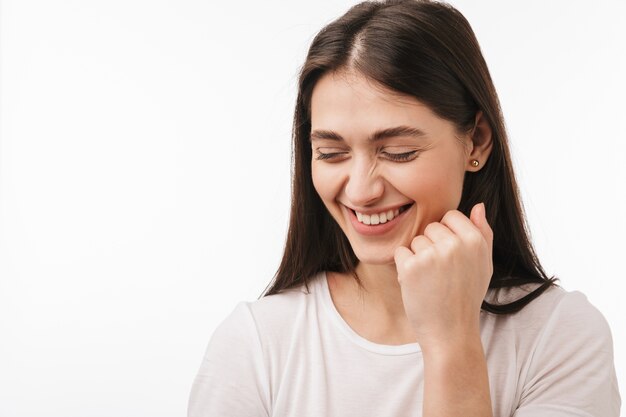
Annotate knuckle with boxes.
[414,245,435,262]
[441,210,465,223]
[411,235,424,244]
[441,209,460,222]
[468,233,483,247]
[443,233,461,247]
[405,255,424,271]
[423,222,437,234]
[438,239,458,256]
[410,235,428,250]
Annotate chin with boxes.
[352,246,397,266]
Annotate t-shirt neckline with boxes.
[316,270,422,356]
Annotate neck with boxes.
[352,261,408,319]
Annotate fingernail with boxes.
[480,202,486,216]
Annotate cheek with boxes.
[392,162,465,209]
[311,162,343,203]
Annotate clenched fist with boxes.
[393,202,493,352]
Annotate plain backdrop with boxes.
[1,1,624,416]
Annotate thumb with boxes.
[470,202,493,248]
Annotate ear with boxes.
[466,111,493,172]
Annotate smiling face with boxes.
[310,70,480,265]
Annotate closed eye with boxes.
[314,150,347,160]
[382,151,418,162]
[314,149,419,162]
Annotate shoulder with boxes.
[482,283,617,373]
[244,273,324,336]
[249,275,319,313]
[485,283,610,332]
[188,278,322,417]
[519,286,615,364]
[212,273,324,345]
[488,285,621,415]
[542,288,612,337]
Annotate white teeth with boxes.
[354,206,408,225]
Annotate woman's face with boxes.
[310,70,476,265]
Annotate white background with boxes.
[1,1,624,416]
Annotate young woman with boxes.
[188,1,621,416]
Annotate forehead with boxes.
[310,70,446,135]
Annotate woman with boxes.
[188,1,621,416]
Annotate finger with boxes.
[469,202,493,249]
[422,221,455,243]
[440,209,484,243]
[393,245,414,267]
[410,234,433,254]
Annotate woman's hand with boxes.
[393,202,493,352]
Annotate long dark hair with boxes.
[260,0,558,314]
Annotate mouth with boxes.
[349,203,413,225]
[344,203,414,236]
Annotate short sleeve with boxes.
[513,292,621,417]
[188,302,271,417]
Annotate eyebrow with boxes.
[310,125,428,142]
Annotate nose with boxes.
[344,158,384,207]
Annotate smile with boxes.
[344,203,414,236]
[353,204,412,225]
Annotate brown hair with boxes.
[260,0,558,314]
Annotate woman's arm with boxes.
[421,334,493,417]
[394,203,494,417]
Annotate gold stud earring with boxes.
[471,159,479,167]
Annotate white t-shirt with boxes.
[188,271,621,417]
